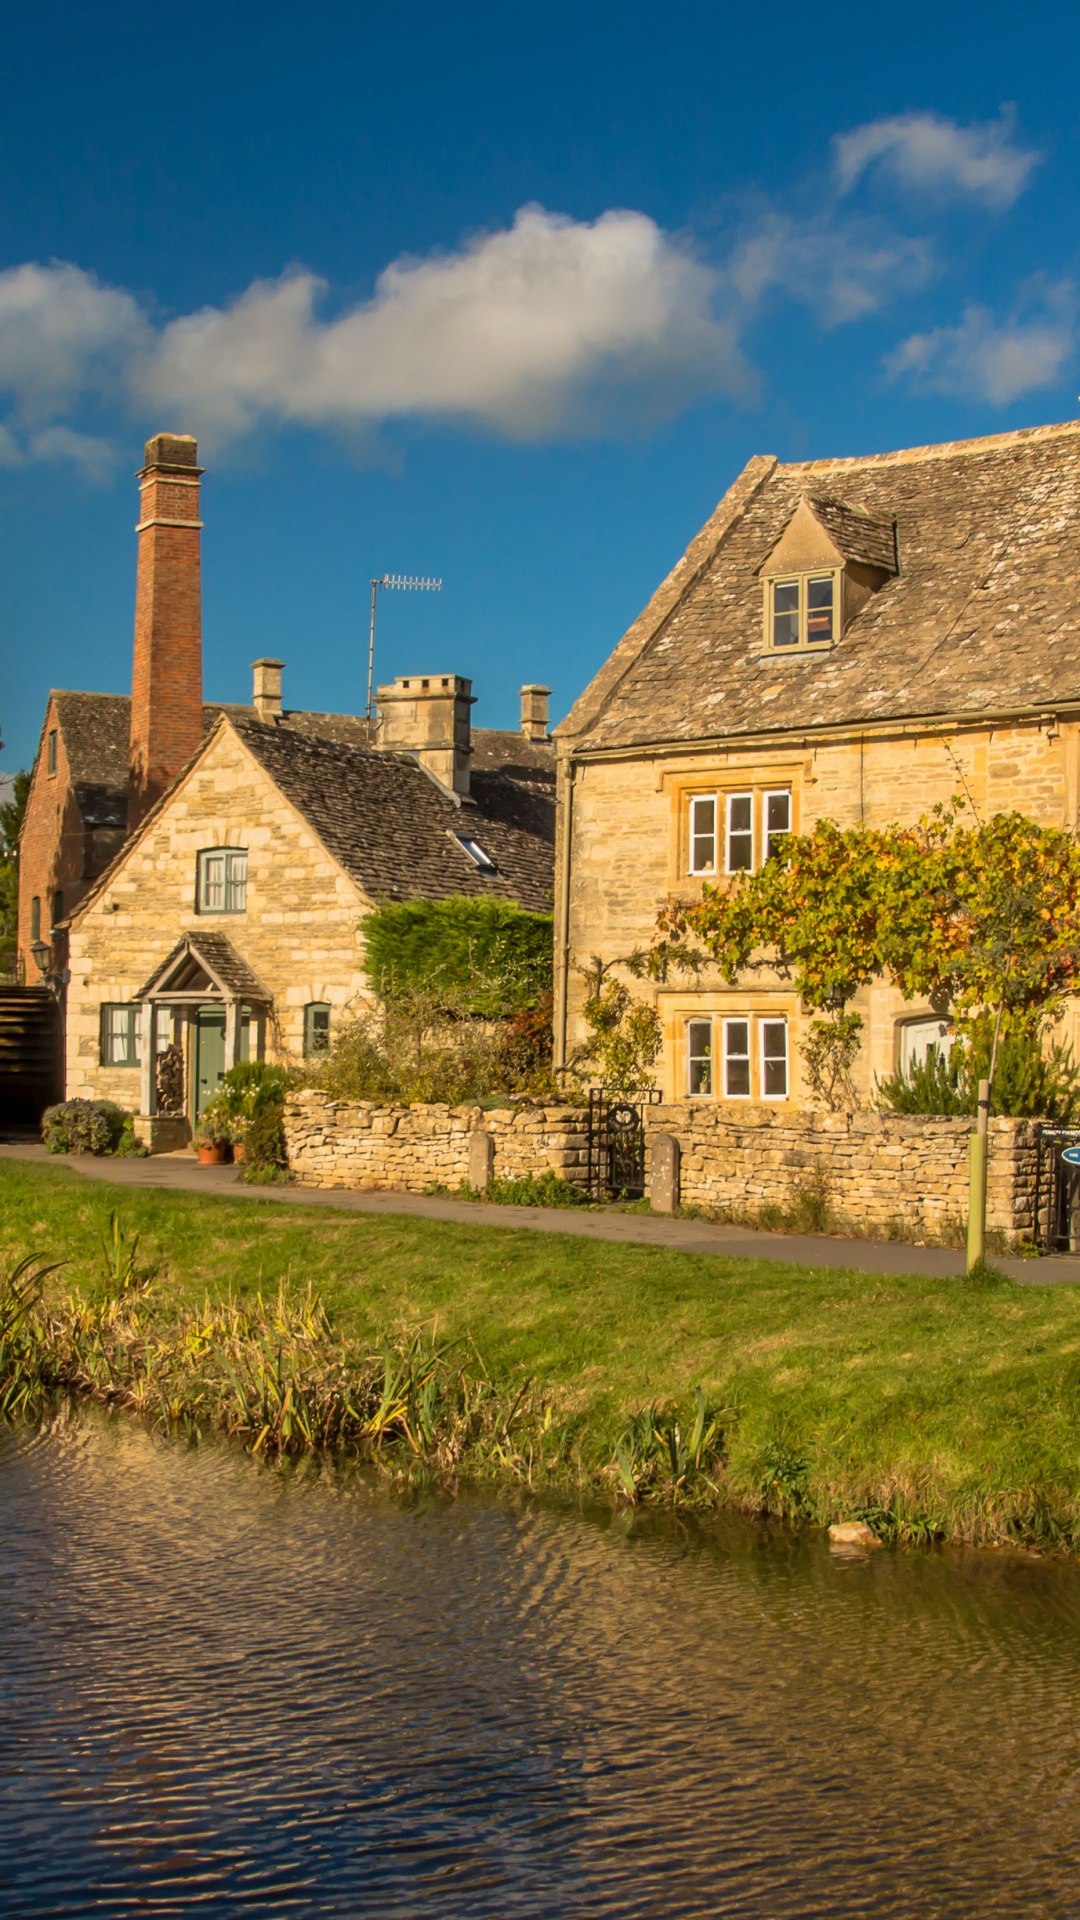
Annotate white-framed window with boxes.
[686,1018,713,1094]
[99,1003,139,1067]
[899,1017,953,1076]
[304,1002,331,1057]
[761,1019,789,1099]
[450,830,497,872]
[197,848,247,914]
[688,796,717,875]
[766,573,837,652]
[723,1018,752,1097]
[726,794,754,872]
[764,790,792,862]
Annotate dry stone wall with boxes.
[284,1091,1037,1242]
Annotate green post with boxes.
[966,1077,990,1272]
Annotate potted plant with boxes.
[194,1105,233,1165]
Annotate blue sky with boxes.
[2,0,1079,769]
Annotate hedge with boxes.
[361,897,552,1016]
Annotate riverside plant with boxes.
[0,1244,725,1504]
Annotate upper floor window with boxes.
[46,729,58,776]
[766,573,837,652]
[197,848,247,914]
[687,789,791,876]
[30,896,41,943]
[304,1002,331,1057]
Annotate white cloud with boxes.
[25,424,117,480]
[136,205,747,447]
[726,211,931,326]
[886,281,1075,403]
[0,261,147,422]
[834,109,1040,209]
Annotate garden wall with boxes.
[283,1092,1038,1243]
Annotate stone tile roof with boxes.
[138,931,270,1002]
[233,718,554,912]
[798,497,898,574]
[50,692,553,826]
[559,419,1080,751]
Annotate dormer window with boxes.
[758,496,897,658]
[769,574,837,652]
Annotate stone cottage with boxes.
[553,419,1080,1108]
[19,433,554,1143]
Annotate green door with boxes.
[194,1009,227,1119]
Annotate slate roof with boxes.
[138,931,270,1001]
[233,717,554,912]
[559,419,1080,752]
[793,497,898,575]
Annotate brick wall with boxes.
[16,697,83,982]
[128,436,204,831]
[284,1091,1035,1243]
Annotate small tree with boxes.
[0,770,29,978]
[563,956,663,1096]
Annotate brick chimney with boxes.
[376,673,474,796]
[519,684,550,740]
[252,657,284,722]
[127,432,204,831]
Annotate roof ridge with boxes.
[782,417,1080,475]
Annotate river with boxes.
[1,1408,1079,1917]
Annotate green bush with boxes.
[877,1011,1080,1123]
[42,1099,128,1156]
[201,1060,297,1169]
[362,897,552,1017]
[311,979,555,1107]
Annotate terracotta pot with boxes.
[197,1141,228,1166]
[232,1142,249,1165]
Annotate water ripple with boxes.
[1,1411,1079,1916]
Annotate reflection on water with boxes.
[2,1410,1080,1917]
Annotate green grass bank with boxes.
[3,1158,1080,1550]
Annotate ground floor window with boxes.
[304,1002,331,1056]
[684,1012,790,1101]
[99,1003,139,1067]
[899,1016,953,1075]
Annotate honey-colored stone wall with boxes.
[559,716,1080,1105]
[284,1090,589,1191]
[66,720,372,1103]
[284,1091,1035,1244]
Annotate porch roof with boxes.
[135,932,270,1004]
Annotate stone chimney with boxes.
[519,684,550,740]
[252,657,284,722]
[127,432,204,831]
[376,673,474,797]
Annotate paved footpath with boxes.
[2,1140,1078,1286]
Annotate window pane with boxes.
[104,1005,137,1066]
[689,797,716,874]
[727,794,753,872]
[305,1004,331,1057]
[762,1020,788,1098]
[765,791,791,861]
[725,1020,751,1097]
[47,730,57,774]
[225,851,248,912]
[687,1018,712,1094]
[772,580,800,648]
[807,576,834,643]
[30,897,40,942]
[201,853,225,910]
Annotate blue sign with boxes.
[1061,1147,1080,1167]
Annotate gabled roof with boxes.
[232,717,554,911]
[137,931,270,1001]
[792,496,898,574]
[558,418,1080,752]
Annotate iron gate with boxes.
[586,1088,661,1200]
[1033,1126,1080,1251]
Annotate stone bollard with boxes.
[649,1133,680,1214]
[468,1130,495,1193]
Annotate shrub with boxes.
[42,1099,128,1156]
[877,1011,1080,1122]
[362,897,552,1017]
[201,1060,298,1168]
[310,980,553,1107]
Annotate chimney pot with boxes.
[127,431,204,832]
[251,657,285,722]
[519,684,550,740]
[376,672,474,796]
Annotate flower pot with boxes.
[232,1142,249,1165]
[197,1141,228,1166]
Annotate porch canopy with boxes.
[134,932,271,1115]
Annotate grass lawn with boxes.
[4,1157,1080,1546]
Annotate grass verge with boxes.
[2,1158,1079,1550]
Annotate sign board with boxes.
[1060,1147,1080,1167]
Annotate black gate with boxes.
[1033,1125,1080,1251]
[586,1088,661,1200]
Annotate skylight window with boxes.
[450,830,497,872]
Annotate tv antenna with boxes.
[366,574,443,726]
